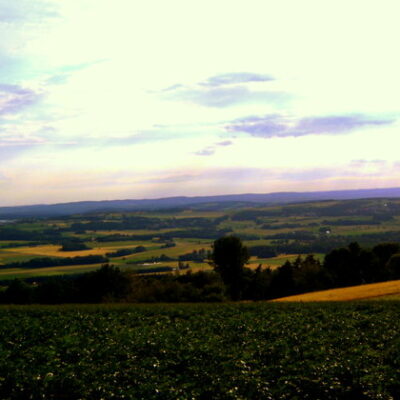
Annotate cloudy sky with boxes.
[0,0,399,206]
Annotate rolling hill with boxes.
[1,187,400,217]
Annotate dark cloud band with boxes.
[161,72,285,108]
[199,72,274,87]
[226,114,395,138]
[0,84,42,115]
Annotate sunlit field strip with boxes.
[0,261,211,281]
[91,228,182,235]
[246,254,324,270]
[273,279,400,302]
[120,241,212,262]
[0,240,30,244]
[2,241,164,259]
[2,244,128,258]
[0,252,40,263]
[0,263,105,280]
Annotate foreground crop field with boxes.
[1,302,400,399]
[274,279,400,302]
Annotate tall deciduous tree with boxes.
[210,236,249,300]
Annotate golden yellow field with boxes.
[247,261,276,270]
[4,244,133,258]
[273,279,400,302]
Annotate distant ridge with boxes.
[1,187,400,218]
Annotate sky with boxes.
[0,0,399,206]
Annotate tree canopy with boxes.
[210,236,250,300]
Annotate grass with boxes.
[0,262,161,281]
[247,254,325,270]
[11,222,46,231]
[0,251,42,264]
[0,263,110,280]
[120,240,211,263]
[334,225,398,236]
[273,279,400,302]
[374,293,400,300]
[243,239,273,246]
[0,240,30,245]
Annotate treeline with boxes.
[106,246,146,258]
[244,242,400,300]
[70,216,224,232]
[248,238,353,258]
[2,239,400,304]
[94,227,231,242]
[261,222,305,230]
[248,231,400,256]
[0,227,62,242]
[127,254,175,264]
[0,255,107,269]
[231,200,400,220]
[321,217,385,226]
[178,248,210,262]
[128,271,225,302]
[0,265,226,304]
[60,240,90,251]
[0,265,131,304]
[125,249,210,264]
[265,231,316,240]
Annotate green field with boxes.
[248,253,325,268]
[1,302,400,399]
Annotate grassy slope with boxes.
[273,279,400,302]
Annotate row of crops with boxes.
[1,302,400,399]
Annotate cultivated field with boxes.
[8,244,113,258]
[1,302,400,399]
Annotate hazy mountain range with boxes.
[1,187,400,218]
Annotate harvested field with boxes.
[273,279,400,302]
[5,244,123,258]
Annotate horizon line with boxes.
[1,185,400,209]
